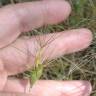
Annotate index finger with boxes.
[0,0,71,48]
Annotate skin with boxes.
[0,0,93,96]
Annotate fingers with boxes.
[3,79,92,96]
[5,0,71,30]
[0,0,71,48]
[41,28,92,60]
[0,28,92,75]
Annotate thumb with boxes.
[3,79,92,96]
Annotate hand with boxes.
[0,0,93,96]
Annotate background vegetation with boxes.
[0,0,96,95]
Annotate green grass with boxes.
[0,0,96,96]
